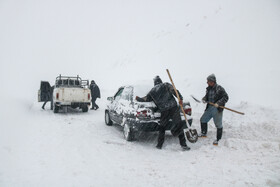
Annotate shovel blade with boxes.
[186,129,198,143]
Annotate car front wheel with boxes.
[105,110,113,126]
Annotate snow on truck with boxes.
[38,75,91,113]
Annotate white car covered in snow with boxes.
[39,75,91,113]
[105,83,193,141]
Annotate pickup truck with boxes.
[38,75,91,113]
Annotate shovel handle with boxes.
[191,95,245,115]
[166,69,190,127]
[208,102,245,115]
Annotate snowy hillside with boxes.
[0,0,280,186]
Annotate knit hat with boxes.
[207,74,216,82]
[153,76,163,86]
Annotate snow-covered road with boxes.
[1,98,279,186]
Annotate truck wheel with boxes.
[105,110,113,126]
[123,123,135,141]
[54,104,59,113]
[82,105,88,112]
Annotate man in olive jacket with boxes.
[200,74,229,145]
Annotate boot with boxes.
[181,144,191,151]
[213,128,223,145]
[217,128,223,140]
[198,123,208,137]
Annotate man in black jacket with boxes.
[90,80,101,110]
[42,85,54,110]
[200,74,229,145]
[136,76,190,150]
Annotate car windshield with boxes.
[132,83,153,98]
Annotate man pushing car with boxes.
[135,76,190,150]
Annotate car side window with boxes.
[114,88,124,101]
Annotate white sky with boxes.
[0,0,280,108]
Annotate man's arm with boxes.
[216,87,229,106]
[166,83,183,105]
[135,93,153,102]
[166,83,183,100]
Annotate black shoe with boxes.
[90,108,94,110]
[213,140,219,145]
[156,145,162,149]
[181,145,191,151]
[42,106,45,110]
[95,106,99,110]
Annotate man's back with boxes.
[149,83,177,112]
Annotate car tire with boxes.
[82,105,88,112]
[105,110,113,126]
[123,123,135,141]
[54,104,59,113]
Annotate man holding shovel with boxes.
[200,74,229,145]
[135,76,190,150]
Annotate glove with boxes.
[214,103,219,108]
[202,98,206,104]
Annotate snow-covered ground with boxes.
[0,97,280,186]
[0,0,280,186]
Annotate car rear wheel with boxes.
[82,105,88,112]
[53,104,59,113]
[105,110,113,126]
[123,123,135,141]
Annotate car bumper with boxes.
[126,118,193,132]
[55,102,91,106]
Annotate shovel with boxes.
[166,69,198,143]
[191,95,245,115]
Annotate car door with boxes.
[109,87,124,124]
[116,86,133,125]
[38,81,51,102]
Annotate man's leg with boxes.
[156,125,165,149]
[50,99,53,110]
[157,110,170,149]
[91,98,96,109]
[170,107,189,150]
[94,101,99,110]
[213,110,223,145]
[199,107,215,136]
[42,101,47,110]
[170,107,183,136]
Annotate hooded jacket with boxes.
[137,82,183,112]
[203,84,229,112]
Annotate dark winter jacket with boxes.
[90,84,101,99]
[203,84,229,112]
[137,82,183,112]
